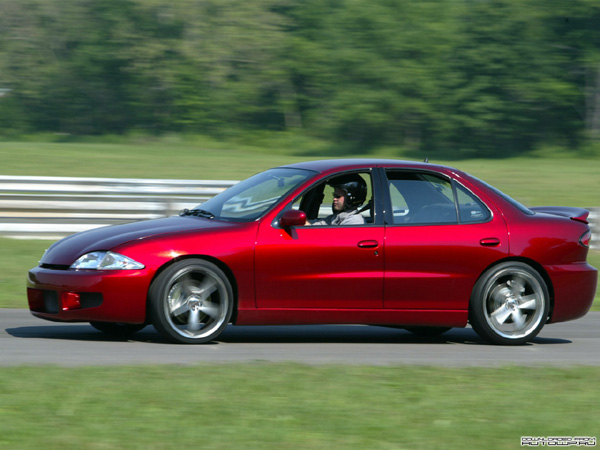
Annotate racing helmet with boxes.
[329,174,367,209]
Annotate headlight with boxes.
[70,251,145,270]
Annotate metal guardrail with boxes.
[0,175,237,239]
[0,176,598,249]
[590,208,599,250]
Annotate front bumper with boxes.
[27,266,152,324]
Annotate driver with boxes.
[307,174,367,226]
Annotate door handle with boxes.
[358,240,379,248]
[480,237,501,247]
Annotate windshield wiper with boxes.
[179,208,215,219]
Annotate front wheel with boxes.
[149,259,234,344]
[469,262,549,345]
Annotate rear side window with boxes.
[386,171,490,225]
[455,183,491,223]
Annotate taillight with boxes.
[579,230,592,248]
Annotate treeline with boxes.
[0,0,599,156]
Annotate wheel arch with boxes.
[145,254,240,324]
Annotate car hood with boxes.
[40,216,237,266]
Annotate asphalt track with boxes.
[2,309,599,367]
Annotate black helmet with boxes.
[329,174,367,209]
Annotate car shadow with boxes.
[5,323,572,346]
[5,324,171,344]
[218,325,571,345]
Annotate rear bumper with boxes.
[547,262,597,323]
[27,266,151,324]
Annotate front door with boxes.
[255,171,384,309]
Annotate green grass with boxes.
[0,364,599,449]
[0,138,305,180]
[440,157,600,209]
[0,238,56,309]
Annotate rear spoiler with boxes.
[529,206,590,224]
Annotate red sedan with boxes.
[27,159,597,345]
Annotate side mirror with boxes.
[279,210,307,228]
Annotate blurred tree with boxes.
[170,0,291,133]
[281,0,450,150]
[435,0,600,156]
[432,0,558,155]
[553,0,600,145]
[0,0,599,156]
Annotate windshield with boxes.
[194,168,315,221]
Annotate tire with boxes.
[149,259,234,344]
[469,262,549,345]
[90,322,146,337]
[404,326,452,337]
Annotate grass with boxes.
[0,238,56,309]
[0,364,599,449]
[0,138,303,180]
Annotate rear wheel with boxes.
[469,262,549,345]
[149,259,234,344]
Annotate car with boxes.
[27,159,597,345]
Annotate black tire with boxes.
[404,326,452,337]
[89,322,146,337]
[149,259,234,344]
[469,262,549,345]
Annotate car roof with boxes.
[279,158,456,175]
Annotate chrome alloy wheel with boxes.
[150,259,233,344]
[470,262,549,345]
[483,268,545,339]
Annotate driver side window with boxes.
[291,172,374,225]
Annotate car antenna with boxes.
[424,157,429,163]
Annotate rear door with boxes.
[383,170,509,310]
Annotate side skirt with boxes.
[234,308,468,327]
